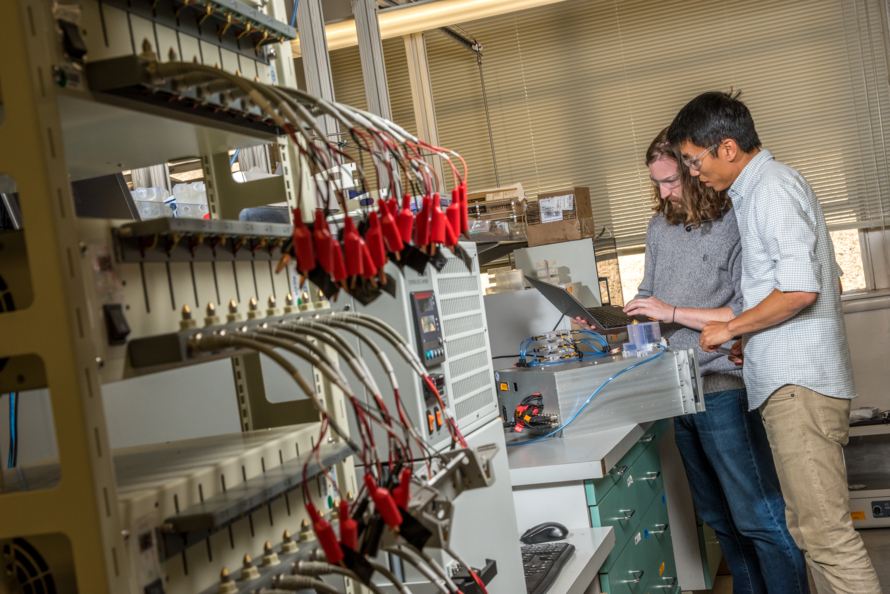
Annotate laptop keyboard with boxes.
[588,309,632,329]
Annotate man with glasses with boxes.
[668,91,880,594]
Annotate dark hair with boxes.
[666,90,762,155]
[646,127,729,228]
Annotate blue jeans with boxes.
[674,388,809,594]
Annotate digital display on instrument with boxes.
[417,296,434,313]
[421,315,436,334]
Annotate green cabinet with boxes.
[593,420,677,594]
[591,425,665,572]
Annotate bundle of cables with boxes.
[190,311,489,593]
[502,394,558,435]
[517,330,611,368]
[143,56,473,306]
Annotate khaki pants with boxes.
[760,385,881,594]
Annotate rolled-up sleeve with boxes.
[727,241,745,316]
[755,183,822,294]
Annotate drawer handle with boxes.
[610,465,628,476]
[621,570,645,584]
[640,471,661,481]
[615,509,636,521]
[639,434,655,443]
[654,576,677,589]
[649,523,669,534]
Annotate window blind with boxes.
[328,38,417,197]
[419,0,890,248]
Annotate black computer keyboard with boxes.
[522,541,575,594]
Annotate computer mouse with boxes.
[520,521,569,544]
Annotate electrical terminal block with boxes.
[217,568,238,594]
[280,530,298,554]
[266,295,281,317]
[246,297,261,320]
[225,300,243,324]
[298,518,316,542]
[261,541,280,567]
[282,293,298,315]
[238,554,260,581]
[180,305,198,330]
[204,302,221,327]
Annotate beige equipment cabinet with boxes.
[0,1,360,592]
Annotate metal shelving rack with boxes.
[0,1,351,591]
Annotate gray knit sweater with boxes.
[635,210,746,394]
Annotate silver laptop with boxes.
[524,276,653,331]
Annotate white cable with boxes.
[384,547,450,594]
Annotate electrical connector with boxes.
[238,554,259,581]
[204,302,221,327]
[280,529,299,554]
[339,500,359,551]
[364,474,402,529]
[392,468,412,509]
[225,299,242,324]
[306,502,344,565]
[180,304,198,330]
[413,195,432,247]
[291,208,315,273]
[430,193,446,245]
[313,210,334,272]
[397,194,415,246]
[261,541,281,567]
[365,212,387,269]
[378,198,404,253]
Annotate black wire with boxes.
[551,315,565,332]
[491,354,521,360]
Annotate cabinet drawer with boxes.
[591,440,665,572]
[599,504,661,594]
[651,539,681,594]
[639,489,670,551]
[585,421,665,506]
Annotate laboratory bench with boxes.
[509,419,722,593]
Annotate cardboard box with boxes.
[524,187,595,247]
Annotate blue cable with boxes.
[290,0,299,27]
[229,149,241,168]
[507,346,667,447]
[7,392,16,468]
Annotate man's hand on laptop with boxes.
[623,296,672,321]
[571,316,594,330]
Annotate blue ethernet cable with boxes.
[7,391,17,468]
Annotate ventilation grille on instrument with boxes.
[444,313,483,339]
[452,369,492,401]
[449,352,490,380]
[3,538,57,594]
[440,295,481,317]
[446,334,486,359]
[438,276,478,296]
[440,256,477,276]
[456,388,496,420]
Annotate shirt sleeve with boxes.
[634,218,658,300]
[727,240,745,316]
[753,181,822,294]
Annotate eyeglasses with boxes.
[651,176,681,190]
[682,143,719,171]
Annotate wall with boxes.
[844,303,890,411]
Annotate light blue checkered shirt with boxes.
[729,149,856,410]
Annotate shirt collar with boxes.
[728,149,773,205]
